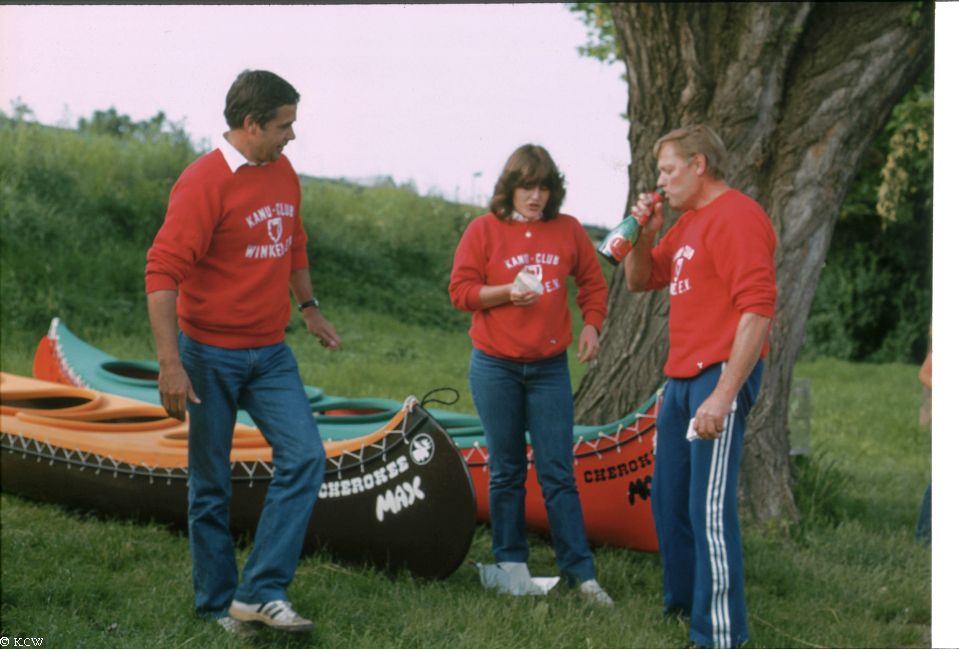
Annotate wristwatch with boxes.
[298,297,320,312]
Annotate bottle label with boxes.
[601,234,632,263]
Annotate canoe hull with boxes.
[1,373,476,580]
[461,401,659,553]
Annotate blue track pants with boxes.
[652,361,763,649]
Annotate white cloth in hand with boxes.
[512,269,544,295]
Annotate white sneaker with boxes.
[228,600,314,632]
[579,579,614,606]
[216,616,256,637]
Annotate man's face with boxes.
[656,142,703,211]
[248,104,297,164]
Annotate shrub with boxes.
[801,74,931,364]
[0,119,198,344]
[0,112,479,353]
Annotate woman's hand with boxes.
[509,285,540,307]
[477,284,536,309]
[577,324,600,363]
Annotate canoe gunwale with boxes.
[1,404,425,484]
[2,430,193,482]
[460,410,658,468]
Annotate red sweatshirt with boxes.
[644,189,777,378]
[449,213,608,362]
[145,149,308,348]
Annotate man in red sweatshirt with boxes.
[145,69,340,635]
[623,125,777,649]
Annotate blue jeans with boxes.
[180,333,325,619]
[653,361,763,649]
[468,348,595,584]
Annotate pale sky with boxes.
[0,3,632,227]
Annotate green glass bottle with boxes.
[598,188,666,265]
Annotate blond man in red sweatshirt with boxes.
[625,124,777,649]
[449,144,613,605]
[146,70,339,635]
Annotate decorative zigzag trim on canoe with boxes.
[326,405,414,480]
[2,401,423,488]
[2,431,194,484]
[460,409,657,470]
[47,317,89,389]
[572,412,656,460]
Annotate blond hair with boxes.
[654,124,728,180]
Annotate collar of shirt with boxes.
[511,210,541,223]
[218,133,261,173]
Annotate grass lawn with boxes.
[0,309,932,648]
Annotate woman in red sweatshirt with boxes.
[449,144,613,605]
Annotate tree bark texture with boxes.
[574,2,931,524]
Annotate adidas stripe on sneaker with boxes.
[228,600,314,632]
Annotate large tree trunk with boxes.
[574,2,932,523]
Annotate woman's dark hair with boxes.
[489,144,566,221]
[224,70,300,130]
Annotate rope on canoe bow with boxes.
[419,387,460,408]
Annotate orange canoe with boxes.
[0,372,476,579]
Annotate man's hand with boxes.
[692,313,771,440]
[158,360,200,422]
[577,324,600,363]
[623,192,665,293]
[148,289,199,422]
[304,309,341,350]
[630,191,665,234]
[693,390,735,440]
